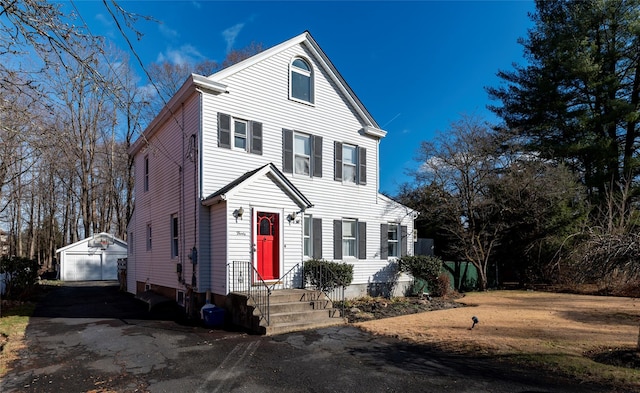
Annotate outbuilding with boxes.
[56,233,127,281]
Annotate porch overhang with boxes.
[202,163,313,211]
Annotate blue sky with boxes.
[67,0,535,196]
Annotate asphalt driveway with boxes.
[0,282,623,393]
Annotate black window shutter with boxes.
[401,225,408,257]
[333,219,342,259]
[218,113,231,149]
[358,221,367,259]
[334,141,342,181]
[358,146,367,185]
[312,218,322,259]
[282,129,293,173]
[250,121,262,155]
[312,135,323,178]
[380,224,388,260]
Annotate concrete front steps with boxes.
[264,289,346,335]
[227,289,346,335]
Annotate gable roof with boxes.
[202,163,313,210]
[378,193,420,219]
[130,31,387,158]
[56,232,127,254]
[209,31,386,137]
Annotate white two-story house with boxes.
[127,31,416,329]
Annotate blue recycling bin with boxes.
[202,305,225,328]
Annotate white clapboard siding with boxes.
[200,44,378,199]
[210,202,227,295]
[211,173,304,294]
[127,208,136,294]
[131,93,201,293]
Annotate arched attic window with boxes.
[290,57,314,104]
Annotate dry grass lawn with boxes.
[356,291,640,388]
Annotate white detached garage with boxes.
[56,233,127,281]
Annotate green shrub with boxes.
[304,259,353,291]
[0,256,39,300]
[398,255,444,295]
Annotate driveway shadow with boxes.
[32,281,181,321]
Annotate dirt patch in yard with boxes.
[343,294,465,323]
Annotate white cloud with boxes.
[191,1,202,9]
[156,44,205,65]
[158,23,179,40]
[222,23,245,53]
[138,83,158,98]
[94,13,115,38]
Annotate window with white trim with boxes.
[303,214,312,258]
[283,129,322,177]
[171,214,179,258]
[233,119,248,150]
[387,223,399,257]
[290,58,313,103]
[217,113,262,154]
[294,133,311,175]
[342,144,357,183]
[334,142,366,185]
[342,219,357,258]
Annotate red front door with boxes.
[256,212,279,280]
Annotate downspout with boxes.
[376,138,381,203]
[195,88,206,296]
[180,103,186,287]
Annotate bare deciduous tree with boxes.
[413,116,500,290]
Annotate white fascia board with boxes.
[208,33,309,80]
[302,35,381,129]
[202,165,311,209]
[378,193,419,218]
[363,126,387,138]
[201,193,226,206]
[226,166,312,208]
[55,232,127,253]
[192,73,228,94]
[129,74,227,156]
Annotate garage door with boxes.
[62,252,119,281]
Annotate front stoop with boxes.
[227,289,346,335]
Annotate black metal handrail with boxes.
[302,262,346,318]
[228,261,345,325]
[268,263,303,292]
[228,261,271,325]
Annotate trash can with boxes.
[201,303,225,328]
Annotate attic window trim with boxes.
[289,56,315,105]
